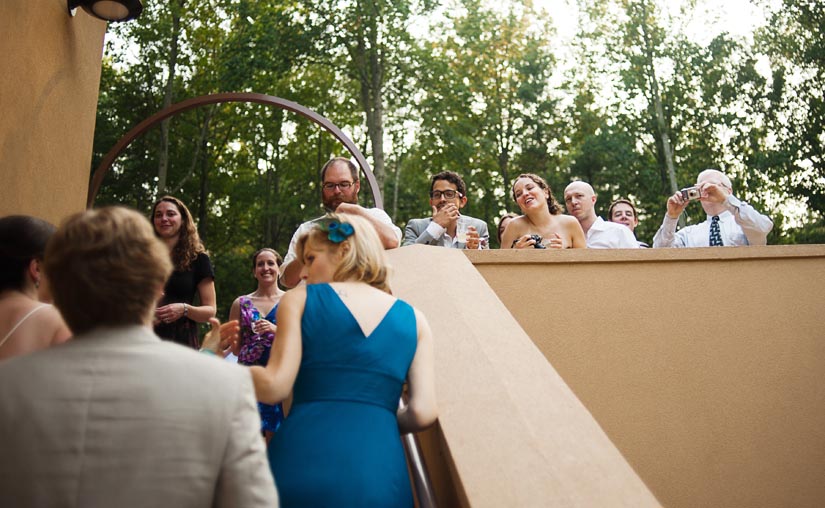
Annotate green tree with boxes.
[571,0,785,239]
[404,0,559,232]
[756,0,825,217]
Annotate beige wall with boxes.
[0,2,106,224]
[389,246,661,507]
[466,245,825,508]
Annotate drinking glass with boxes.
[455,218,469,243]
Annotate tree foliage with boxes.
[91,0,823,316]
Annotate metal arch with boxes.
[86,92,382,209]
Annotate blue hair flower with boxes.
[323,220,355,243]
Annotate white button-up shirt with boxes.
[652,195,773,248]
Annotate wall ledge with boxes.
[464,244,825,265]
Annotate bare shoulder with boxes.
[412,307,432,340]
[275,287,307,323]
[500,215,527,247]
[509,215,530,230]
[41,305,71,344]
[280,286,307,306]
[556,214,579,226]
[41,304,64,323]
[556,215,581,231]
[504,215,529,235]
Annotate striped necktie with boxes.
[709,215,723,246]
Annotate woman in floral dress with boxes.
[228,248,285,443]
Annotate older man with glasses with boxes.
[653,168,773,248]
[280,157,402,288]
[403,171,489,249]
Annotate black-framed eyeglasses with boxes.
[430,190,463,200]
[322,181,354,191]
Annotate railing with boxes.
[399,398,437,508]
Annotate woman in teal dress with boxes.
[249,213,438,507]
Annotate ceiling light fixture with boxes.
[68,0,143,23]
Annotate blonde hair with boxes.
[45,207,173,334]
[296,213,391,293]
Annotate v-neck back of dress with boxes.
[267,282,418,507]
[326,283,401,339]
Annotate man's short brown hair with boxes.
[319,157,359,182]
[45,207,172,334]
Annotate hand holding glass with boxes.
[463,226,480,249]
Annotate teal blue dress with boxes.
[268,283,417,507]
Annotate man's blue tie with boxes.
[709,215,723,246]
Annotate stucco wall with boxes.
[389,246,661,507]
[0,2,106,224]
[466,245,825,508]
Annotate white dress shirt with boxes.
[586,217,641,249]
[424,220,461,248]
[652,195,773,248]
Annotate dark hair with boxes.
[319,157,359,183]
[430,171,467,196]
[0,215,56,291]
[497,212,519,243]
[607,198,639,221]
[251,248,282,269]
[511,173,562,215]
[151,196,207,271]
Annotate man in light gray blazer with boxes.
[0,207,278,508]
[404,171,490,249]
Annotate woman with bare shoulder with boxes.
[204,212,437,506]
[501,173,586,249]
[0,215,71,360]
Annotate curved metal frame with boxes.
[86,92,382,209]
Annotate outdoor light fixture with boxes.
[68,0,143,22]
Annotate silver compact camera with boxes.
[680,186,701,201]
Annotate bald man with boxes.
[652,169,773,248]
[563,181,639,249]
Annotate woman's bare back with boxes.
[0,294,71,360]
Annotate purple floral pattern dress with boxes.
[238,296,283,433]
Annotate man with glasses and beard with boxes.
[280,157,402,288]
[403,171,489,249]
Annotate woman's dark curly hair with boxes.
[511,173,562,215]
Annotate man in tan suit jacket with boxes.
[0,207,278,508]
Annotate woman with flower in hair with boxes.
[236,212,437,506]
[151,196,216,348]
[228,248,285,442]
